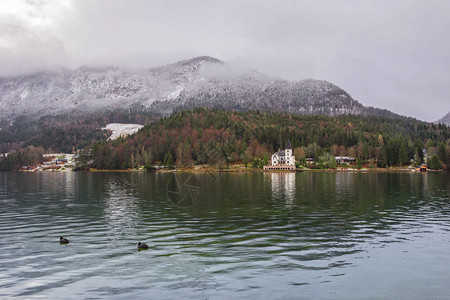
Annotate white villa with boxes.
[264,140,296,171]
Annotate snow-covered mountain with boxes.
[437,112,450,125]
[0,56,397,122]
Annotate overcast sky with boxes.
[1,0,449,121]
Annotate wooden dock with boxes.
[263,165,296,171]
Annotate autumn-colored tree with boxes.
[9,108,443,172]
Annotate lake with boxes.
[0,171,449,299]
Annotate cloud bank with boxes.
[0,0,449,121]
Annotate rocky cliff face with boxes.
[0,56,397,123]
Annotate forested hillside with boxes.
[0,111,158,154]
[87,108,450,170]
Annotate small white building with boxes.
[271,140,295,166]
[264,140,296,171]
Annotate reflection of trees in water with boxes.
[133,172,269,215]
[18,171,444,272]
[24,172,77,199]
[0,172,85,216]
[99,172,448,246]
[264,172,448,236]
[166,174,207,208]
[291,172,435,213]
[126,172,445,219]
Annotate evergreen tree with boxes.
[429,155,441,170]
[398,142,408,165]
[5,108,445,172]
[263,153,269,166]
[413,147,422,167]
[377,147,387,168]
[437,142,448,164]
[164,152,174,169]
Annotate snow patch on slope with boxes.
[102,123,144,140]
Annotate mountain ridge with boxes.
[437,111,450,126]
[0,56,404,123]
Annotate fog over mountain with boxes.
[0,56,404,125]
[2,1,450,122]
[437,112,450,125]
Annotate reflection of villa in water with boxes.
[270,172,296,206]
[264,140,296,171]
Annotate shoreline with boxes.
[15,165,445,173]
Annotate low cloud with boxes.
[0,0,449,121]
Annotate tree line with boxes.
[84,108,450,171]
[0,110,159,154]
[2,108,449,171]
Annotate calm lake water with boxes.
[0,171,449,299]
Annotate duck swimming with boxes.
[59,237,70,244]
[137,242,148,250]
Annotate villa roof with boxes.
[273,150,286,157]
[272,140,293,157]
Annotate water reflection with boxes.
[0,172,449,299]
[166,174,205,208]
[103,175,140,234]
[335,172,353,196]
[268,172,296,207]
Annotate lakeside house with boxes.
[335,156,356,164]
[264,140,296,171]
[20,153,78,172]
[416,165,427,173]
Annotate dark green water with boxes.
[0,172,449,299]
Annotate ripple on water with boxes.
[0,172,449,299]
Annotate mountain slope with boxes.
[0,56,219,122]
[437,111,450,125]
[0,56,400,123]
